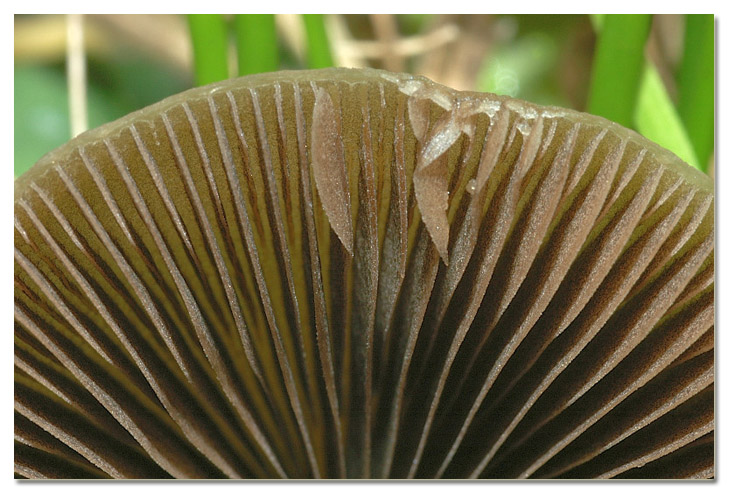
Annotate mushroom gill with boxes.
[14,68,714,480]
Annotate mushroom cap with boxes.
[14,68,714,479]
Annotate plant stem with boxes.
[677,14,714,171]
[188,14,229,86]
[588,14,652,128]
[302,14,334,69]
[234,14,279,75]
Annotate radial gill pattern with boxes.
[14,68,714,479]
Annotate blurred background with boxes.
[14,14,714,179]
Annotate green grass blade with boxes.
[635,65,700,168]
[302,14,333,69]
[677,14,714,170]
[234,14,279,75]
[187,14,229,86]
[587,14,652,127]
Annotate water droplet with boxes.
[466,179,477,194]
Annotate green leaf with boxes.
[587,14,652,127]
[635,65,700,169]
[187,14,229,86]
[677,14,714,170]
[234,14,279,75]
[302,14,333,69]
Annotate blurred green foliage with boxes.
[14,14,714,179]
[478,31,563,107]
[588,14,712,172]
[14,53,188,178]
[14,64,110,177]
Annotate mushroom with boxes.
[14,68,714,479]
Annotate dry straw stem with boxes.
[14,68,713,479]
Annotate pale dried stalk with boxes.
[66,14,87,137]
